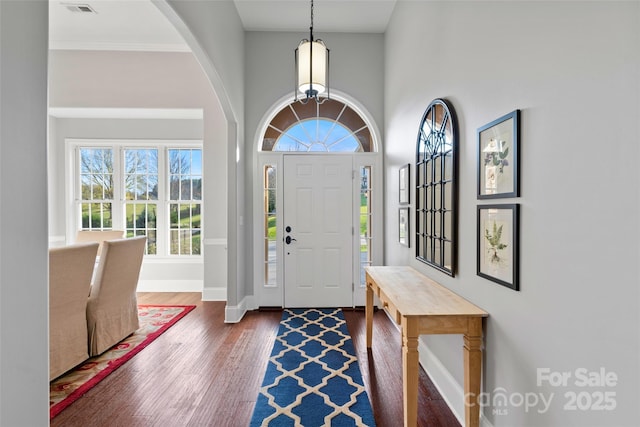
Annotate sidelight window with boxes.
[359,166,373,286]
[263,165,277,287]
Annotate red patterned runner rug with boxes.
[50,304,196,419]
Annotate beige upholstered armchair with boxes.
[86,236,146,357]
[49,242,99,380]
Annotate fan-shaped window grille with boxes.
[261,99,373,152]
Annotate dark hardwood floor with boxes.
[51,292,460,427]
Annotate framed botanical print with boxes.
[477,204,519,290]
[399,207,409,247]
[477,110,520,199]
[399,164,410,205]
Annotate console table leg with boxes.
[402,316,419,427]
[365,281,374,348]
[463,318,483,427]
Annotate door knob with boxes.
[285,235,297,245]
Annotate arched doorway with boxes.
[153,1,241,309]
[254,94,382,307]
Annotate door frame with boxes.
[253,152,383,308]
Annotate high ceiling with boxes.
[234,0,397,33]
[49,0,397,52]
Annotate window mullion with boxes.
[112,146,124,231]
[74,145,81,231]
[158,147,168,256]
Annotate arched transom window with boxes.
[261,99,373,152]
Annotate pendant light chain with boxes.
[310,0,314,39]
[308,0,314,99]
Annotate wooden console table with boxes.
[365,266,488,427]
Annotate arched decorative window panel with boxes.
[261,99,373,152]
[415,98,458,276]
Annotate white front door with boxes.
[283,155,353,307]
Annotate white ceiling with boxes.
[49,0,397,52]
[234,0,397,33]
[49,0,189,51]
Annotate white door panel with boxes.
[283,155,353,307]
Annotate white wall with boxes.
[48,50,226,295]
[385,2,639,426]
[0,1,49,425]
[244,31,385,302]
[163,0,246,307]
[244,31,385,141]
[0,0,245,419]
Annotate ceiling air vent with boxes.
[64,3,97,13]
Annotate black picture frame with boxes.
[399,163,410,205]
[477,204,519,290]
[399,207,410,247]
[477,110,520,199]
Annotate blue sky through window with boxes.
[274,119,361,152]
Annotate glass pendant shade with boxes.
[296,40,328,96]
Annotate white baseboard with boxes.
[417,339,465,425]
[245,295,258,310]
[418,339,493,427]
[224,297,247,323]
[202,286,227,301]
[137,280,203,292]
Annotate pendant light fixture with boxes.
[295,0,329,104]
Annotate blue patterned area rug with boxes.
[250,308,376,427]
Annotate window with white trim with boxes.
[80,147,114,229]
[168,149,202,255]
[124,148,159,253]
[75,141,202,256]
